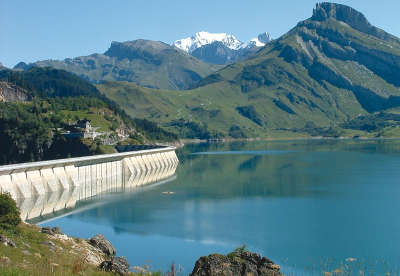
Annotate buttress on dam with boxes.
[0,147,179,221]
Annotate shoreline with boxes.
[176,135,400,147]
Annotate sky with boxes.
[1,0,400,68]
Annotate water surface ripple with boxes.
[42,140,400,275]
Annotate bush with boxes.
[236,105,263,126]
[0,193,21,229]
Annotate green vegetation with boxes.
[0,194,165,275]
[341,112,400,132]
[0,67,177,165]
[0,193,21,230]
[0,224,163,276]
[227,245,248,261]
[23,40,221,90]
[236,106,263,126]
[0,98,119,165]
[98,4,400,139]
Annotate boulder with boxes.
[41,240,56,251]
[89,234,116,256]
[100,256,130,275]
[41,226,63,235]
[190,248,282,276]
[51,227,63,235]
[0,234,16,247]
[41,227,53,235]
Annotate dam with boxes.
[0,147,179,221]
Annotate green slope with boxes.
[20,40,221,90]
[98,3,400,138]
[0,68,177,165]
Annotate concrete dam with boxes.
[0,147,179,221]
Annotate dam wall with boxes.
[0,147,179,220]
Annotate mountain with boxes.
[173,31,272,65]
[0,67,177,165]
[191,41,242,65]
[15,40,220,90]
[173,31,244,53]
[244,32,272,48]
[13,62,29,71]
[99,3,400,139]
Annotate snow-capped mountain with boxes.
[244,32,272,48]
[173,31,244,53]
[173,31,272,53]
[173,31,272,65]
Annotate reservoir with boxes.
[41,140,400,275]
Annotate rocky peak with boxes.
[104,40,168,63]
[13,62,30,71]
[312,2,369,25]
[311,2,398,43]
[257,32,272,44]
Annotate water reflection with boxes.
[20,158,178,223]
[43,140,400,274]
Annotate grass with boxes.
[32,40,221,90]
[0,223,161,276]
[59,107,121,132]
[96,10,400,140]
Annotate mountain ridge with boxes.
[14,39,220,90]
[173,31,272,64]
[99,2,400,139]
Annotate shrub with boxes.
[0,192,21,229]
[236,106,263,126]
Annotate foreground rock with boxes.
[0,234,16,247]
[41,226,63,236]
[89,234,116,256]
[100,256,130,275]
[190,248,282,276]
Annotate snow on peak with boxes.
[173,31,244,53]
[242,32,272,48]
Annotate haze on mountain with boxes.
[14,40,220,90]
[99,2,400,139]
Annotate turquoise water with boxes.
[42,140,400,275]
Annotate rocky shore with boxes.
[191,247,282,276]
[1,223,282,275]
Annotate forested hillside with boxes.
[0,67,176,165]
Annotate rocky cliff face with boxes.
[312,2,400,44]
[0,81,30,102]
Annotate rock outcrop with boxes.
[190,248,282,276]
[0,81,30,102]
[41,226,63,235]
[0,234,16,248]
[100,256,130,275]
[312,2,399,44]
[88,234,116,256]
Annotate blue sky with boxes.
[1,0,399,68]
